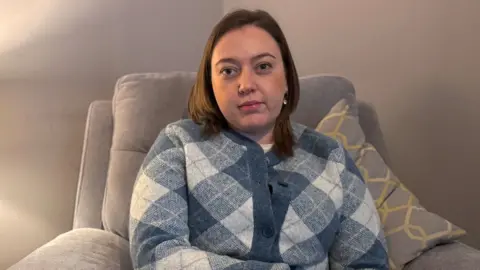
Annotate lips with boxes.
[239,100,262,107]
[238,100,263,111]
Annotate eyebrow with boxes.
[215,52,276,67]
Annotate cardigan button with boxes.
[262,226,275,238]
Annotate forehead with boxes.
[212,25,281,62]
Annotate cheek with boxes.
[214,94,229,112]
[269,69,287,97]
[267,82,287,106]
[212,81,235,112]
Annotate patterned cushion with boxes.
[315,94,364,161]
[316,98,467,269]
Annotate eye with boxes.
[220,67,238,77]
[256,62,273,73]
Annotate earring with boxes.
[283,99,287,105]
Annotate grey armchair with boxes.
[9,72,480,270]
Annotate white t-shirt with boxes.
[260,144,273,152]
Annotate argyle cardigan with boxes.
[129,119,388,270]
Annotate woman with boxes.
[129,9,388,270]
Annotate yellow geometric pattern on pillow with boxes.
[356,145,466,269]
[316,104,362,152]
[319,100,467,269]
[356,163,400,208]
[378,182,466,269]
[377,182,466,245]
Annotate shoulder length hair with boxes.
[188,9,300,157]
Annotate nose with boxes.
[238,68,256,95]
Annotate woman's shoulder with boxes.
[164,118,201,135]
[154,118,203,145]
[291,122,343,160]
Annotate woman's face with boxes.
[211,25,287,141]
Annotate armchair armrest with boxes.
[8,229,131,270]
[73,101,113,229]
[405,241,480,270]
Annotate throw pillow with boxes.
[314,95,364,161]
[356,144,466,268]
[316,98,466,269]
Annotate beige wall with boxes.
[224,0,480,247]
[0,0,221,268]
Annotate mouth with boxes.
[239,100,263,107]
[238,100,263,111]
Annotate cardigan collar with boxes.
[220,124,305,167]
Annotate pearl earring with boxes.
[283,99,287,105]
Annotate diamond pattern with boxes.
[130,173,170,221]
[280,206,316,254]
[130,119,388,269]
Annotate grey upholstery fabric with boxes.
[73,101,113,229]
[111,72,196,153]
[8,229,131,270]
[103,72,197,237]
[290,74,355,128]
[357,101,392,167]
[102,72,358,239]
[405,242,480,270]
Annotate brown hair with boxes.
[188,9,300,157]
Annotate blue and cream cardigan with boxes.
[129,119,389,269]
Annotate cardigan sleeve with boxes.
[129,126,290,270]
[328,142,389,270]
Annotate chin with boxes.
[238,120,273,133]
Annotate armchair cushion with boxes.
[103,72,196,238]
